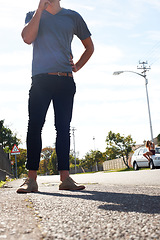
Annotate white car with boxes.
[131,146,160,170]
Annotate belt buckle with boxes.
[58,72,62,76]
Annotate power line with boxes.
[143,41,160,66]
[144,41,160,59]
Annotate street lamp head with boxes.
[113,71,124,75]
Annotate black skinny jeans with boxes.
[26,74,76,171]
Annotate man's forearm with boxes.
[76,46,94,71]
[71,37,94,72]
[21,9,43,45]
[22,0,51,44]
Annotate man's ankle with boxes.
[60,170,69,182]
[28,170,37,181]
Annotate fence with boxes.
[69,164,103,174]
[70,158,128,173]
[103,158,127,171]
[0,146,12,181]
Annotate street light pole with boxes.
[93,137,98,171]
[144,76,154,142]
[93,137,95,150]
[113,66,154,142]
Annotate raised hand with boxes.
[38,0,51,11]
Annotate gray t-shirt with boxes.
[25,8,91,76]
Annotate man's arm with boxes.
[21,0,50,44]
[70,37,94,72]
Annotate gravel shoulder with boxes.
[0,179,42,240]
[0,172,160,240]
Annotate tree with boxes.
[92,150,106,171]
[0,120,21,151]
[41,147,54,162]
[69,149,80,170]
[39,147,54,175]
[105,145,121,160]
[105,131,136,168]
[80,150,105,171]
[48,149,58,175]
[80,152,95,171]
[38,159,48,175]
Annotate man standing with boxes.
[17,0,94,193]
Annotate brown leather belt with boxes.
[48,72,73,77]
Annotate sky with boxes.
[0,0,160,158]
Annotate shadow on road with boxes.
[35,189,160,214]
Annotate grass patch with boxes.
[0,181,6,188]
[73,168,133,174]
[103,168,133,173]
[116,168,134,172]
[71,167,150,175]
[139,168,150,171]
[75,171,97,175]
[0,178,14,188]
[104,167,150,173]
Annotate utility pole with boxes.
[137,61,153,142]
[137,61,151,75]
[93,136,98,171]
[93,137,95,150]
[113,61,154,142]
[71,127,77,174]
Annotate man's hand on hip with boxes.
[70,56,79,73]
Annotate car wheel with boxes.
[133,161,139,171]
[149,160,155,170]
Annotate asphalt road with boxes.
[37,169,160,187]
[0,170,160,240]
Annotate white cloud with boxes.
[0,50,32,67]
[91,44,124,64]
[142,0,160,10]
[146,31,160,41]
